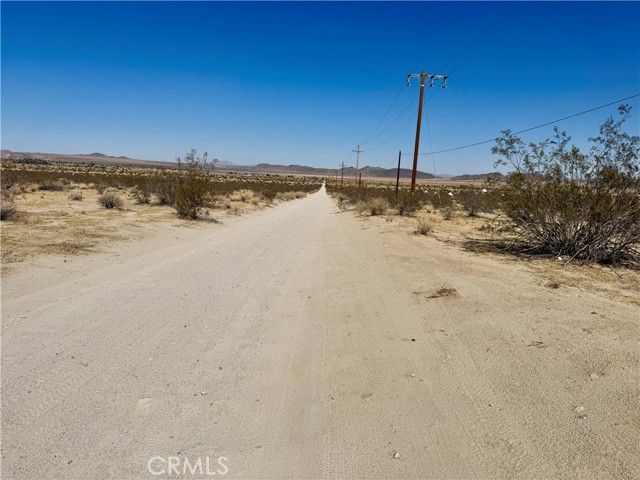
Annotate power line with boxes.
[367,87,444,152]
[364,91,419,146]
[361,86,406,145]
[403,93,640,157]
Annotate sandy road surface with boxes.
[2,186,638,479]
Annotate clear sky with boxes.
[2,1,639,174]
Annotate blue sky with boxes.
[2,1,639,174]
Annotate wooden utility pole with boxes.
[358,172,362,187]
[352,145,364,181]
[406,70,448,191]
[341,161,345,185]
[395,150,402,197]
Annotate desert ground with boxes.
[1,184,638,479]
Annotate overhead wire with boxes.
[365,23,498,158]
[359,21,464,147]
[400,93,640,157]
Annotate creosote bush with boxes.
[98,192,124,209]
[492,105,639,266]
[173,149,217,219]
[457,189,490,217]
[396,191,423,216]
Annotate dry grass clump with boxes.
[414,217,433,235]
[427,286,458,298]
[282,191,297,201]
[357,197,389,216]
[229,189,255,203]
[97,192,124,209]
[130,186,151,204]
[68,192,84,201]
[440,206,455,220]
[38,179,67,191]
[227,204,244,216]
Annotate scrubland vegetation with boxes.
[0,150,321,264]
[328,107,639,268]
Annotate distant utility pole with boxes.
[341,161,345,185]
[352,145,365,181]
[395,150,402,197]
[406,70,448,191]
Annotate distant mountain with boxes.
[450,172,504,181]
[79,152,131,159]
[3,149,492,180]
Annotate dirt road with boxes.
[2,186,638,479]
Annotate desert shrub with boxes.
[174,178,210,219]
[98,192,124,209]
[364,197,389,216]
[441,206,455,220]
[173,149,215,219]
[38,179,66,191]
[394,190,423,216]
[153,173,176,206]
[415,217,433,235]
[426,188,454,209]
[283,191,297,201]
[457,188,489,216]
[1,190,17,221]
[1,169,21,191]
[492,105,639,265]
[336,193,351,210]
[262,190,277,203]
[131,185,151,204]
[68,192,84,201]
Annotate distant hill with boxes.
[450,172,504,181]
[1,150,168,168]
[78,152,131,159]
[2,149,492,180]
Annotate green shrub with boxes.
[173,149,214,219]
[394,190,423,216]
[492,105,639,265]
[457,188,490,217]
